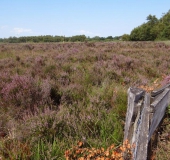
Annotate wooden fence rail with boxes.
[124,85,170,160]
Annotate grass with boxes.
[31,139,65,160]
[157,40,170,46]
[0,41,170,159]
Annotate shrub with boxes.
[1,74,51,112]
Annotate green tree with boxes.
[160,25,170,39]
[70,35,86,42]
[121,34,130,41]
[146,15,158,25]
[130,26,141,41]
[106,36,113,40]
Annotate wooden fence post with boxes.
[135,93,150,160]
[124,87,145,142]
[124,85,170,160]
[149,88,170,140]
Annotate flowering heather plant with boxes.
[1,74,51,111]
[34,56,45,66]
[161,75,170,86]
[0,42,170,159]
[0,71,11,89]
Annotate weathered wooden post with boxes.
[124,84,170,160]
[134,93,150,160]
[124,87,145,142]
[149,88,170,140]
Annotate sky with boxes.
[0,0,170,38]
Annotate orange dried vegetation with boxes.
[64,140,132,160]
[139,78,161,93]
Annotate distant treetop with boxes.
[129,9,170,41]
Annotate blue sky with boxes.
[0,0,170,38]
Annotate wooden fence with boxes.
[124,84,170,160]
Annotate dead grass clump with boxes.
[65,140,132,160]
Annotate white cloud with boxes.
[12,28,32,34]
[78,30,93,35]
[0,25,8,29]
[76,30,100,37]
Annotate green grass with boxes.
[31,139,65,160]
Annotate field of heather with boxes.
[0,42,170,159]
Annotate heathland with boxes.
[0,42,170,159]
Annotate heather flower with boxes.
[1,74,51,111]
[161,75,170,86]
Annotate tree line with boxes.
[0,35,121,43]
[122,9,170,41]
